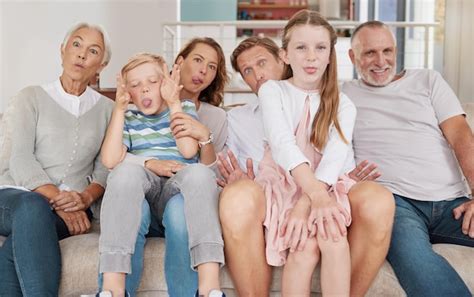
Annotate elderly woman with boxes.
[0,22,113,296]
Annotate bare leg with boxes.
[197,263,220,296]
[102,272,126,297]
[319,234,351,297]
[281,237,320,297]
[219,179,271,297]
[347,181,395,296]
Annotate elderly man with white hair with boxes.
[343,20,474,297]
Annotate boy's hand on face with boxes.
[115,74,131,112]
[161,63,183,107]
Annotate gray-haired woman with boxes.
[0,22,113,296]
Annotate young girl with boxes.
[256,10,356,296]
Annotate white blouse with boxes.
[258,80,356,185]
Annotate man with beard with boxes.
[342,21,474,297]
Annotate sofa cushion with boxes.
[56,225,473,297]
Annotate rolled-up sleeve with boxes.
[259,80,309,171]
[315,95,356,185]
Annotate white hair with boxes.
[62,22,112,65]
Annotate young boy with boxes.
[93,53,224,297]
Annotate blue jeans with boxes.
[388,194,474,297]
[98,199,151,297]
[148,193,198,297]
[0,188,70,297]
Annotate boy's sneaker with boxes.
[80,290,129,297]
[194,289,226,297]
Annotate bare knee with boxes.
[349,181,395,240]
[219,179,265,232]
[318,235,350,258]
[287,237,320,269]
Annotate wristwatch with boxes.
[198,132,214,148]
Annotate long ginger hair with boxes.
[282,10,348,150]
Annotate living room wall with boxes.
[0,0,178,112]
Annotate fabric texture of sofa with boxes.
[0,103,473,296]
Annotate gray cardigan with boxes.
[0,86,113,192]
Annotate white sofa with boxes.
[0,103,473,296]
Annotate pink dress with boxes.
[256,96,356,267]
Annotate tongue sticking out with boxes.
[142,99,152,108]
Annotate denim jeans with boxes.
[0,188,70,297]
[98,200,151,297]
[148,193,198,297]
[388,194,474,297]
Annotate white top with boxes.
[258,80,356,185]
[227,100,265,174]
[41,79,102,117]
[342,69,468,201]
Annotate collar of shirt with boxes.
[41,79,101,117]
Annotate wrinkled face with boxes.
[125,62,165,115]
[281,24,331,90]
[61,27,105,83]
[350,26,397,87]
[178,43,219,96]
[236,45,285,93]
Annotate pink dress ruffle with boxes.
[256,96,356,267]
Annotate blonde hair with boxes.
[175,37,228,107]
[282,10,347,151]
[121,53,166,83]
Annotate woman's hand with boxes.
[280,195,311,253]
[56,209,91,235]
[170,112,210,142]
[115,74,131,112]
[307,191,350,242]
[145,159,185,177]
[160,64,183,108]
[50,191,92,212]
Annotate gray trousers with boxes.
[98,162,224,273]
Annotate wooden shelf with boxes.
[238,3,307,9]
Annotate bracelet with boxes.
[198,132,214,148]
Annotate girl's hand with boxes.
[160,63,183,107]
[145,159,185,177]
[307,191,350,242]
[170,112,210,141]
[115,74,131,112]
[280,195,311,253]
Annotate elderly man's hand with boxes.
[56,210,91,235]
[217,150,255,187]
[453,199,474,238]
[348,160,381,182]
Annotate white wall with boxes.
[444,0,473,103]
[0,0,178,112]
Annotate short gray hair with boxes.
[62,22,112,65]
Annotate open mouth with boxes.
[142,98,152,108]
